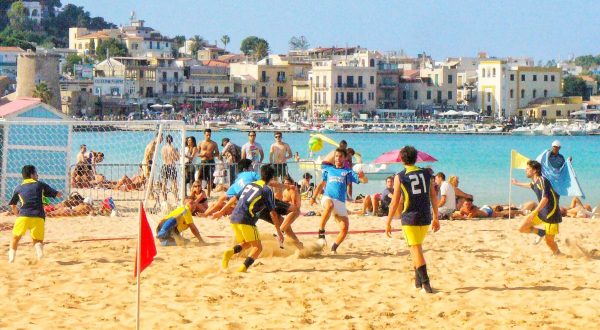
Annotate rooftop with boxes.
[0,46,24,53]
[0,97,41,118]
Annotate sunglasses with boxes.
[275,136,282,138]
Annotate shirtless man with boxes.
[161,134,180,200]
[269,131,293,198]
[198,128,220,197]
[143,134,159,179]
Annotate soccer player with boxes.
[511,160,562,255]
[8,165,63,263]
[221,165,284,273]
[156,205,205,246]
[385,146,439,294]
[311,148,368,254]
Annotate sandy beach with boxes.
[1,203,599,329]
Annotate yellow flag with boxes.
[511,150,529,169]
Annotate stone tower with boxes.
[16,50,61,110]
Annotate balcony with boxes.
[277,93,288,98]
[276,77,287,83]
[379,82,397,88]
[159,77,184,84]
[186,91,234,99]
[260,92,269,98]
[260,76,270,83]
[334,83,365,89]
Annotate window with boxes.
[149,41,153,49]
[346,75,354,86]
[482,68,486,77]
[487,92,491,102]
[314,92,318,104]
[448,74,453,83]
[414,91,418,100]
[542,110,547,117]
[557,110,562,117]
[337,75,342,86]
[521,89,525,98]
[533,89,537,98]
[533,74,537,81]
[510,74,515,81]
[402,91,407,100]
[510,89,514,98]
[492,68,496,77]
[315,76,319,87]
[370,76,374,84]
[519,111,523,116]
[335,92,339,104]
[521,74,525,81]
[437,90,442,102]
[427,90,432,100]
[544,75,548,81]
[323,92,326,102]
[544,89,548,97]
[358,76,363,87]
[323,76,327,87]
[347,92,354,104]
[551,75,555,82]
[215,86,219,93]
[243,87,247,93]
[447,91,452,100]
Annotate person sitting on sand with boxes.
[452,198,498,219]
[448,176,473,209]
[46,197,97,217]
[156,205,205,246]
[362,175,394,216]
[561,197,594,218]
[299,172,314,198]
[435,172,456,219]
[185,180,208,216]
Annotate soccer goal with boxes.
[0,120,188,214]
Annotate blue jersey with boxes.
[9,179,59,219]
[322,166,360,202]
[230,180,276,226]
[397,166,433,226]
[226,171,261,197]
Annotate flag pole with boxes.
[508,150,513,220]
[136,201,142,330]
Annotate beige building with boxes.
[397,64,458,111]
[69,14,172,58]
[478,60,562,117]
[308,50,378,116]
[186,60,234,104]
[524,96,582,120]
[230,55,294,109]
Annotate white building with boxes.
[478,60,562,118]
[22,1,42,23]
[0,46,24,82]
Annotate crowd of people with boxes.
[6,135,598,294]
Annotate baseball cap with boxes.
[552,140,561,147]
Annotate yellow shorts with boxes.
[532,216,559,236]
[402,225,429,246]
[231,223,260,243]
[13,216,45,241]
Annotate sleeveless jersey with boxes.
[397,166,433,226]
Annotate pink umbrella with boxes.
[372,149,437,164]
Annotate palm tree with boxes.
[221,35,230,51]
[253,41,269,61]
[33,82,52,104]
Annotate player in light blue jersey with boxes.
[312,148,368,253]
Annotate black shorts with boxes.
[161,164,177,181]
[198,159,215,180]
[258,200,291,224]
[271,163,288,179]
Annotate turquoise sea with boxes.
[74,131,600,208]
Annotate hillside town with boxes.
[1,2,600,132]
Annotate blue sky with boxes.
[66,0,599,61]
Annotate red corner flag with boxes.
[134,202,156,277]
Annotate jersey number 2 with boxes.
[409,174,427,195]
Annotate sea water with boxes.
[73,130,600,207]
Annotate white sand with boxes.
[1,206,599,329]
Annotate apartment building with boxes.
[478,60,562,117]
[398,64,458,111]
[186,60,234,103]
[230,55,294,109]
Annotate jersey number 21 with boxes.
[408,174,427,195]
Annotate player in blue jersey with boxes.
[8,165,63,263]
[312,148,368,254]
[221,165,284,272]
[204,159,260,217]
[511,160,562,255]
[385,146,439,293]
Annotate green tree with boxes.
[8,1,34,31]
[63,53,82,74]
[253,40,269,60]
[33,82,52,104]
[573,55,600,68]
[240,36,260,55]
[96,38,128,61]
[190,35,207,57]
[289,35,309,51]
[88,38,95,55]
[563,76,587,97]
[221,34,230,50]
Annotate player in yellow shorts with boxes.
[221,165,284,273]
[512,160,562,255]
[385,146,440,293]
[8,165,63,263]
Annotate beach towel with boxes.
[537,150,585,198]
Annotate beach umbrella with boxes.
[444,110,460,116]
[463,111,479,116]
[372,148,437,164]
[150,104,163,109]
